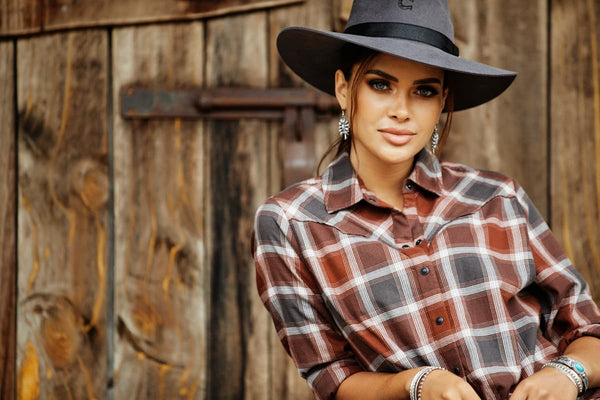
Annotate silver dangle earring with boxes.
[431,125,440,155]
[338,110,350,141]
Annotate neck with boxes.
[350,149,415,210]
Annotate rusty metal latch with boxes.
[120,86,340,186]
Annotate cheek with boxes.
[416,101,444,123]
[353,94,382,124]
[357,92,391,116]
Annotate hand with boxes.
[420,369,482,400]
[510,366,578,400]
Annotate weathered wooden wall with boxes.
[0,0,302,36]
[112,22,208,399]
[16,30,110,399]
[550,0,600,301]
[1,0,599,399]
[0,39,16,400]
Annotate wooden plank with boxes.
[267,0,336,398]
[0,0,303,36]
[0,0,41,36]
[551,0,600,303]
[16,30,109,399]
[204,11,273,400]
[0,39,16,400]
[112,22,208,399]
[445,0,549,219]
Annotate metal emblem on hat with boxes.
[398,0,414,10]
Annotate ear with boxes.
[334,69,349,110]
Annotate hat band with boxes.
[344,22,459,56]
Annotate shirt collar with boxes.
[409,148,444,197]
[322,148,444,213]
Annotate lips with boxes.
[378,128,416,146]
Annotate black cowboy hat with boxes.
[277,0,517,111]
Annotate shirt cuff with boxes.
[559,324,600,352]
[309,359,364,400]
[582,387,600,399]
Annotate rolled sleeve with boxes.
[253,200,362,400]
[515,184,600,351]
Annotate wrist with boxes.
[552,356,589,391]
[562,336,600,388]
[542,361,585,394]
[408,366,445,400]
[402,368,425,399]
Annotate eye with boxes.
[368,79,390,91]
[416,85,439,97]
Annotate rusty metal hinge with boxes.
[120,86,340,186]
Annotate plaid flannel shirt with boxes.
[253,149,600,400]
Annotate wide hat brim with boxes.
[277,27,517,112]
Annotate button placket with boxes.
[426,304,453,337]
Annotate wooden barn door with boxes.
[2,0,600,399]
[9,1,330,399]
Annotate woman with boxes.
[253,1,600,399]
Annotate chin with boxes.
[377,146,422,165]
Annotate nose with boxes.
[389,92,410,121]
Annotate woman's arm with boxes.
[336,368,482,400]
[563,336,600,388]
[510,336,600,400]
[508,185,600,399]
[336,370,413,400]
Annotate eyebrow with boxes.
[365,69,398,82]
[414,78,443,85]
[365,69,442,85]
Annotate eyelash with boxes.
[367,80,439,98]
[416,85,439,97]
[368,79,390,91]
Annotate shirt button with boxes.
[435,316,444,325]
[405,182,413,191]
[420,267,430,275]
[415,239,422,246]
[453,367,461,375]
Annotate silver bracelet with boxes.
[543,361,584,394]
[417,367,442,400]
[552,356,589,392]
[409,366,444,400]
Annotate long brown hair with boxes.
[317,46,455,174]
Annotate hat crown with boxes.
[346,0,455,42]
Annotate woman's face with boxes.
[335,53,447,170]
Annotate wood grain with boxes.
[550,0,600,303]
[16,30,109,399]
[445,0,549,219]
[112,22,208,399]
[0,0,41,36]
[0,39,16,400]
[0,0,303,36]
[204,11,274,400]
